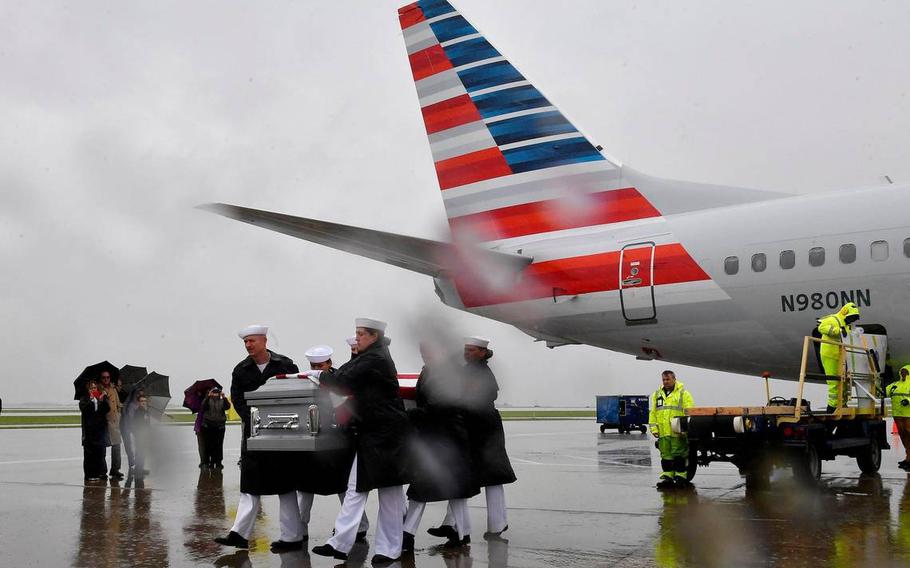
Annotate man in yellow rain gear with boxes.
[649,370,695,489]
[817,302,860,412]
[887,365,910,470]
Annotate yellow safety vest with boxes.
[887,366,910,418]
[649,381,694,438]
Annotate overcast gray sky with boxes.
[3,1,909,406]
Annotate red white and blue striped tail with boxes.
[398,0,651,244]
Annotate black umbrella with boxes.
[119,365,148,389]
[73,361,120,400]
[128,371,171,420]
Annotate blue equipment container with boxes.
[596,395,650,434]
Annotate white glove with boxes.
[303,370,323,379]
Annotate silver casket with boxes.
[245,378,350,452]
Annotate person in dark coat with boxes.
[79,379,111,481]
[429,336,516,540]
[291,345,369,549]
[312,318,410,564]
[131,394,152,479]
[216,324,300,551]
[201,387,231,469]
[402,342,478,551]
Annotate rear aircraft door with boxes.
[619,242,657,324]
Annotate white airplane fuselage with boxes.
[436,183,910,380]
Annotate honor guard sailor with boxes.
[429,337,516,541]
[215,325,301,550]
[292,345,369,545]
[311,318,411,565]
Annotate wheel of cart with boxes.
[599,424,607,433]
[856,436,882,474]
[792,443,822,483]
[686,444,698,481]
[639,425,647,434]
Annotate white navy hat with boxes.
[345,336,358,347]
[355,317,387,332]
[238,324,268,339]
[305,345,334,364]
[464,336,490,348]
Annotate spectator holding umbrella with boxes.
[100,370,123,480]
[184,378,224,469]
[201,387,231,469]
[79,379,110,481]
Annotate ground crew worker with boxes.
[817,302,861,412]
[887,365,910,470]
[649,370,694,489]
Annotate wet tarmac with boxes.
[2,420,910,567]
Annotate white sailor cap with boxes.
[345,336,358,347]
[464,336,490,348]
[238,324,268,339]
[305,345,334,364]
[355,317,387,332]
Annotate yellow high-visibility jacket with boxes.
[649,381,694,438]
[817,303,860,361]
[887,365,910,418]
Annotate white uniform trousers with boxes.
[326,456,404,557]
[442,485,507,533]
[405,498,470,540]
[231,491,302,542]
[296,491,369,537]
[484,484,508,533]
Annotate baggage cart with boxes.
[596,394,650,434]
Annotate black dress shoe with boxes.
[270,539,304,552]
[427,525,457,539]
[483,525,508,539]
[214,531,249,549]
[402,532,415,552]
[356,530,368,543]
[443,535,470,548]
[312,544,347,560]
[371,554,400,565]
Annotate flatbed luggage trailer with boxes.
[682,334,889,486]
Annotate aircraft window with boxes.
[724,256,739,275]
[808,247,825,267]
[779,250,795,269]
[904,238,910,258]
[839,244,856,264]
[751,253,766,272]
[871,240,889,261]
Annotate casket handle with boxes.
[263,413,299,430]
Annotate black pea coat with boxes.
[79,396,111,447]
[320,340,410,492]
[406,364,479,502]
[234,351,301,496]
[462,360,517,487]
[230,350,299,438]
[294,368,356,496]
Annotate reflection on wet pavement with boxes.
[3,423,910,566]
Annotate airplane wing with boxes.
[199,202,532,278]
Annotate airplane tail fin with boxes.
[399,1,785,245]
